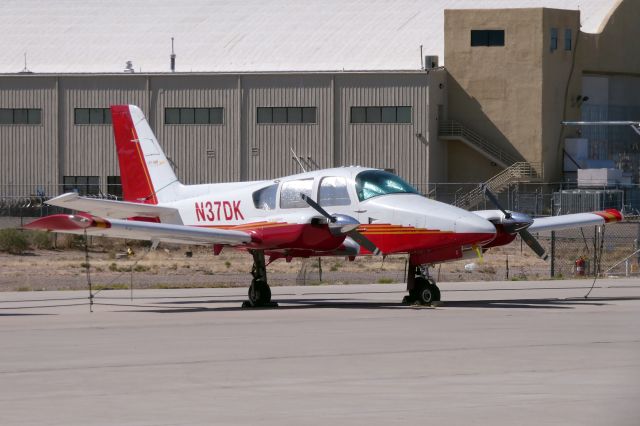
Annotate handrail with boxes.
[453,162,543,209]
[439,120,521,167]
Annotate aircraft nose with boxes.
[454,213,496,235]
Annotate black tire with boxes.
[415,285,434,305]
[248,279,271,305]
[428,283,441,302]
[410,277,440,305]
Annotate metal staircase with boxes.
[439,120,520,168]
[453,162,543,210]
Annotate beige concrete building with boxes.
[445,1,640,184]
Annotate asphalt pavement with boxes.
[1,279,639,425]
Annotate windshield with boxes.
[355,170,420,201]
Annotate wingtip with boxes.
[594,209,624,223]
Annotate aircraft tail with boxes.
[111,105,181,204]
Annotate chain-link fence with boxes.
[535,221,640,278]
[1,183,639,282]
[0,184,122,225]
[417,182,640,216]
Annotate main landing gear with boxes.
[242,250,278,308]
[402,264,441,306]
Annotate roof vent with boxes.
[425,55,439,69]
[124,61,135,73]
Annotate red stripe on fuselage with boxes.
[201,222,495,255]
[358,231,496,255]
[110,105,157,205]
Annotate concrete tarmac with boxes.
[1,279,639,425]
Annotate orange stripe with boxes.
[362,231,453,235]
[130,126,157,204]
[593,210,623,223]
[197,222,290,230]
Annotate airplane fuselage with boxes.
[164,167,497,260]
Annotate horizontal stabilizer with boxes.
[527,209,623,233]
[46,193,181,223]
[24,214,252,246]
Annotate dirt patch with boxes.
[0,240,555,292]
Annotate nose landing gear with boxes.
[403,264,441,306]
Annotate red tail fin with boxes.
[111,105,158,204]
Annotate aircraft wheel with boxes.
[411,278,440,305]
[402,295,415,305]
[428,283,441,302]
[248,279,271,306]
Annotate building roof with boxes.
[1,0,621,74]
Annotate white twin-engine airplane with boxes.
[26,105,624,307]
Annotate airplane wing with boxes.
[24,214,252,246]
[45,193,182,223]
[527,209,623,233]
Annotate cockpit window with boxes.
[252,183,278,210]
[355,170,419,201]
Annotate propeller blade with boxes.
[301,193,335,222]
[519,229,548,261]
[300,193,382,255]
[482,185,511,219]
[347,230,381,256]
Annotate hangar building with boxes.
[0,0,638,201]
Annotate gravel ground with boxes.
[0,241,554,292]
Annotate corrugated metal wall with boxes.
[336,74,431,185]
[428,70,448,184]
[0,77,57,196]
[152,75,240,184]
[243,75,333,181]
[0,71,440,196]
[61,76,148,182]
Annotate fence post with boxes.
[505,255,509,280]
[593,226,597,276]
[550,231,555,278]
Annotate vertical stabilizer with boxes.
[111,105,180,204]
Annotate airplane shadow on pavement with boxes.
[105,295,640,314]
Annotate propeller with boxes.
[482,184,511,219]
[301,193,381,255]
[482,185,549,261]
[519,229,548,260]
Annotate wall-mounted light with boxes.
[572,95,590,107]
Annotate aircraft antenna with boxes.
[290,147,307,172]
[170,37,176,72]
[19,52,33,74]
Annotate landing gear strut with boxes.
[403,264,441,306]
[243,250,278,308]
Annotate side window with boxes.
[252,184,278,210]
[550,28,558,51]
[564,28,572,51]
[280,179,313,209]
[318,177,351,207]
